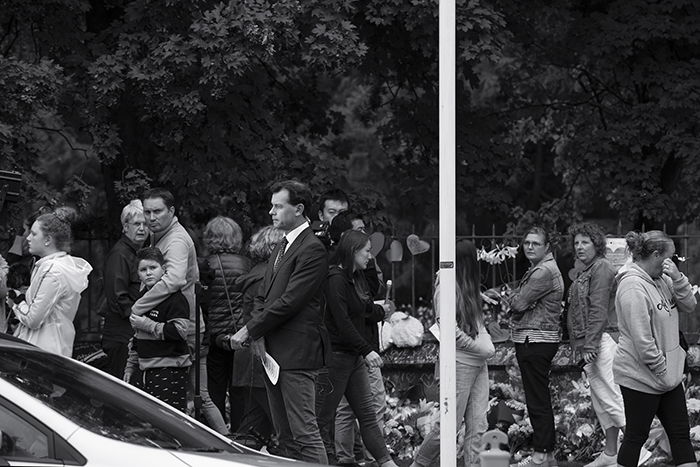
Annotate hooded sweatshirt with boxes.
[613,262,696,394]
[14,252,92,357]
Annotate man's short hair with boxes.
[271,180,312,215]
[141,188,176,209]
[318,189,349,213]
[136,246,166,266]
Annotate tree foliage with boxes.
[2,0,700,242]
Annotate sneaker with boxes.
[584,452,617,467]
[514,454,548,467]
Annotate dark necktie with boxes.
[273,237,289,272]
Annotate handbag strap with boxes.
[216,254,238,333]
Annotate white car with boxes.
[0,334,311,467]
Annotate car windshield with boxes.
[0,348,242,453]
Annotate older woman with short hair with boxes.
[567,223,624,467]
[203,216,251,431]
[101,200,148,378]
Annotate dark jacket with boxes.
[509,252,564,333]
[134,290,191,370]
[102,236,142,343]
[325,266,384,357]
[232,262,266,388]
[247,227,329,370]
[567,257,616,353]
[205,253,251,342]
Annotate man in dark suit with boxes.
[230,180,329,464]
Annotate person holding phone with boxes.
[613,230,696,467]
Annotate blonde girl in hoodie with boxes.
[614,230,696,467]
[10,207,92,357]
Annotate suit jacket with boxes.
[246,227,329,370]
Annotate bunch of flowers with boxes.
[477,244,519,265]
[383,396,437,460]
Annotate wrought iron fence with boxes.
[74,224,700,341]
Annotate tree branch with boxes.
[32,127,89,157]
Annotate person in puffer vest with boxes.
[613,230,697,467]
[202,216,251,430]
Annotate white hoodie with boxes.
[613,262,696,394]
[14,252,92,357]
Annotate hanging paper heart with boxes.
[369,232,385,257]
[406,234,430,255]
[385,240,404,262]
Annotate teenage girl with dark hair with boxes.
[315,230,397,467]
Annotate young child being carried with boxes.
[125,247,191,412]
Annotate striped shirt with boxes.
[511,328,560,344]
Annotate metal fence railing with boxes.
[74,224,700,342]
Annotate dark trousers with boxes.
[143,366,189,412]
[315,352,392,465]
[265,368,328,464]
[102,340,129,379]
[236,386,274,446]
[618,384,695,467]
[207,343,244,430]
[515,341,558,452]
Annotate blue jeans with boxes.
[188,336,229,435]
[334,364,387,463]
[414,362,489,467]
[266,368,328,464]
[316,352,391,465]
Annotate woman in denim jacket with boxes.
[506,226,563,467]
[567,223,624,467]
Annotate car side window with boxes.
[0,404,49,460]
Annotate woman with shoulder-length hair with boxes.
[231,225,284,449]
[10,207,92,357]
[506,225,563,467]
[203,215,251,431]
[614,231,696,467]
[411,240,495,467]
[567,222,624,467]
[315,230,398,467]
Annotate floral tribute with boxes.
[382,361,700,465]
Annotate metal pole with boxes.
[439,0,457,466]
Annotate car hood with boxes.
[170,450,319,467]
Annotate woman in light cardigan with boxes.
[411,240,495,467]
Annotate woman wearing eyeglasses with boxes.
[505,226,564,467]
[102,200,148,378]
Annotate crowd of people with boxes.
[0,180,698,467]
